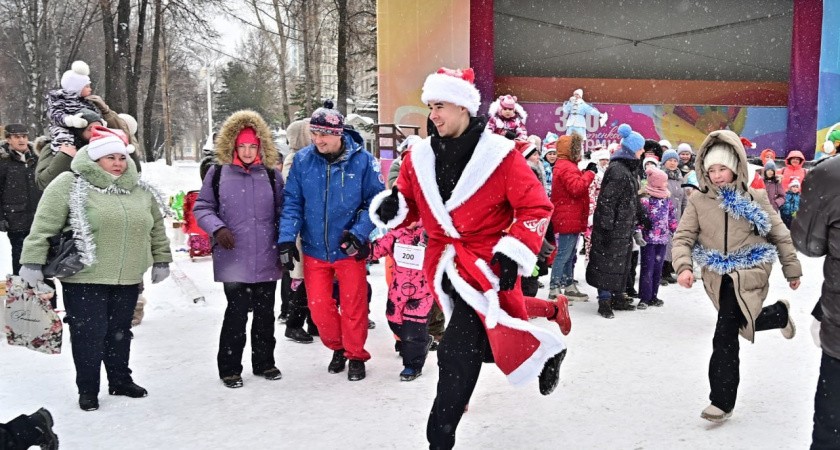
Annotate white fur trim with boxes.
[493,235,538,277]
[488,99,528,124]
[369,189,408,229]
[421,73,481,116]
[440,251,566,386]
[445,132,514,211]
[476,259,501,328]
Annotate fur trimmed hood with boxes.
[488,98,527,124]
[286,118,311,152]
[215,110,278,167]
[555,133,582,162]
[695,130,749,196]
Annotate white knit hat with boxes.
[61,61,91,96]
[421,68,481,116]
[789,178,801,188]
[118,113,138,136]
[703,143,739,173]
[677,143,693,154]
[573,89,583,98]
[658,139,673,150]
[87,126,131,161]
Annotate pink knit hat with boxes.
[499,95,517,109]
[645,167,670,198]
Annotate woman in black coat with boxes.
[586,124,647,318]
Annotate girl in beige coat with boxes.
[672,130,801,423]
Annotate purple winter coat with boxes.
[639,196,677,245]
[194,163,285,283]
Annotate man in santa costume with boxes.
[371,67,570,450]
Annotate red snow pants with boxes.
[303,255,371,361]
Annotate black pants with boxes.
[812,352,840,449]
[218,281,277,378]
[389,319,431,370]
[427,292,491,450]
[282,275,315,330]
[520,276,539,297]
[0,414,40,450]
[7,230,26,276]
[709,275,788,412]
[63,283,140,395]
[625,250,639,292]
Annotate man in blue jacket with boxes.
[278,100,384,381]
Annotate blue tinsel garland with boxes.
[717,185,771,236]
[692,242,778,275]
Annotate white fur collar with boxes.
[411,131,514,237]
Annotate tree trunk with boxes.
[142,0,162,162]
[270,0,291,126]
[99,0,123,112]
[127,0,147,154]
[301,0,314,114]
[335,0,348,115]
[116,0,132,116]
[159,19,173,166]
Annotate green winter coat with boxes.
[21,146,171,285]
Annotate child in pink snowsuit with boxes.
[487,94,528,140]
[368,221,433,381]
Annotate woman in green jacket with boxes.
[19,126,172,412]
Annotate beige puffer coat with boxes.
[672,130,801,342]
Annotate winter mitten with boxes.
[278,241,300,271]
[640,216,653,231]
[339,231,364,257]
[504,130,517,140]
[490,252,518,291]
[811,319,822,348]
[64,113,87,128]
[375,186,401,223]
[85,94,110,114]
[539,238,556,260]
[633,230,647,247]
[0,219,8,232]
[584,162,598,174]
[19,264,44,287]
[151,263,170,284]
[214,227,235,250]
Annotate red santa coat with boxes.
[370,131,565,386]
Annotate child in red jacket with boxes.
[368,221,433,381]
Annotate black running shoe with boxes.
[328,349,348,374]
[222,375,243,389]
[348,360,366,381]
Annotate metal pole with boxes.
[205,62,213,142]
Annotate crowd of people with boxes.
[1,61,838,450]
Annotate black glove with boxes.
[504,130,517,140]
[339,232,368,261]
[278,241,300,271]
[376,186,401,224]
[0,220,8,232]
[640,216,653,231]
[584,162,598,174]
[490,252,518,291]
[214,227,235,250]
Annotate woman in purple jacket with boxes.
[194,110,285,389]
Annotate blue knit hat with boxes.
[764,160,776,171]
[661,149,679,164]
[612,124,644,160]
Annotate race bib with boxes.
[394,243,425,270]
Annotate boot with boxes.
[285,327,314,344]
[611,293,636,311]
[328,349,347,374]
[548,296,572,335]
[259,367,283,380]
[625,287,639,298]
[701,404,732,423]
[563,283,589,302]
[548,287,561,300]
[222,375,243,389]
[79,394,99,411]
[598,299,614,319]
[648,298,665,307]
[29,408,59,450]
[348,360,366,381]
[779,299,796,339]
[400,366,422,381]
[538,349,566,395]
[109,381,148,398]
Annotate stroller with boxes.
[182,190,212,261]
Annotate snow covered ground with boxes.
[0,160,825,449]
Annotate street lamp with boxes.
[185,48,214,144]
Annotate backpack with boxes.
[211,164,277,207]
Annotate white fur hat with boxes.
[703,143,739,173]
[591,149,610,161]
[61,61,91,95]
[421,68,481,116]
[658,139,673,150]
[118,113,138,136]
[573,89,583,97]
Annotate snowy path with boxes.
[0,162,824,449]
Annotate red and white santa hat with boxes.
[421,67,481,116]
[87,126,135,160]
[516,140,538,159]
